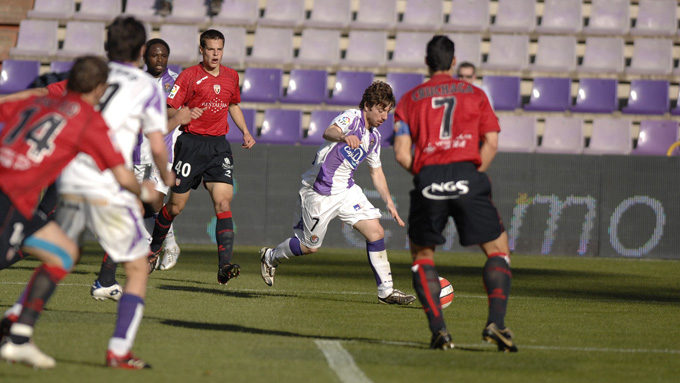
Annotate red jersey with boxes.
[0,92,125,218]
[46,80,67,96]
[167,64,241,136]
[394,74,500,174]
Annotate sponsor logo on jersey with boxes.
[214,85,221,94]
[422,180,470,200]
[169,84,180,99]
[339,116,351,127]
[353,204,361,211]
[341,145,366,169]
[196,75,209,85]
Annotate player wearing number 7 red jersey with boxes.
[393,35,517,352]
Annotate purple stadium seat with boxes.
[625,38,673,75]
[326,71,374,106]
[259,109,303,145]
[50,61,74,73]
[535,117,584,154]
[73,0,122,22]
[481,76,521,111]
[529,35,577,72]
[497,115,536,153]
[535,0,582,33]
[386,72,424,104]
[10,20,59,59]
[376,114,395,147]
[160,24,200,65]
[397,0,443,31]
[0,59,40,95]
[245,27,294,66]
[241,68,283,103]
[283,69,327,105]
[443,0,490,32]
[447,33,482,68]
[211,0,259,26]
[123,0,163,23]
[524,78,571,112]
[293,28,341,67]
[631,0,677,36]
[390,32,433,69]
[489,0,535,33]
[213,26,246,68]
[341,30,388,69]
[226,108,256,143]
[304,0,351,29]
[578,37,625,74]
[633,120,679,156]
[350,0,397,30]
[56,21,106,60]
[622,80,670,115]
[164,0,210,24]
[28,0,74,20]
[482,34,529,71]
[571,79,618,114]
[583,118,632,155]
[258,0,306,28]
[672,88,680,116]
[304,110,338,146]
[583,0,630,35]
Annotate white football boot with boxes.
[159,244,180,271]
[0,340,56,369]
[90,280,122,301]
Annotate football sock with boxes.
[109,293,144,356]
[411,259,446,335]
[270,237,304,266]
[165,223,178,247]
[150,205,174,253]
[483,253,512,329]
[97,253,118,287]
[143,215,156,236]
[215,211,234,268]
[366,239,394,298]
[11,264,67,345]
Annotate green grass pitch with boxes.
[1,243,679,383]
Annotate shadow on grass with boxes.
[157,284,299,299]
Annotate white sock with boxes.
[367,247,393,299]
[164,223,177,247]
[270,238,298,266]
[143,216,156,236]
[4,303,22,318]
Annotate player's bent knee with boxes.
[22,237,76,271]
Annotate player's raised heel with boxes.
[482,323,518,352]
[91,280,122,302]
[259,247,276,286]
[217,263,240,285]
[147,249,162,274]
[430,330,455,350]
[378,289,417,305]
[0,340,56,369]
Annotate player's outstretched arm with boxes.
[146,130,175,186]
[369,166,405,227]
[110,164,155,202]
[393,133,413,174]
[228,104,255,148]
[478,131,498,173]
[0,88,49,104]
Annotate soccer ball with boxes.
[439,277,454,309]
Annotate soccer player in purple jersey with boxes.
[259,82,416,305]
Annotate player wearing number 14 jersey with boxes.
[393,35,516,352]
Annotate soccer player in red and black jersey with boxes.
[149,29,255,284]
[0,56,155,368]
[393,35,517,352]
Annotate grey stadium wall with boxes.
[169,145,680,260]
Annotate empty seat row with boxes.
[498,116,679,156]
[12,20,680,78]
[225,108,394,147]
[26,0,680,37]
[486,76,680,116]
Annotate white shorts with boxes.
[134,163,171,195]
[55,191,150,263]
[293,184,381,249]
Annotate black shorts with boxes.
[408,162,504,247]
[0,190,49,269]
[171,133,234,193]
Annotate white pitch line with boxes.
[315,340,373,383]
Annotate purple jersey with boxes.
[301,109,382,195]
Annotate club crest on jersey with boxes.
[213,85,221,94]
[163,83,172,93]
[310,235,320,244]
[175,179,181,186]
[169,84,180,99]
